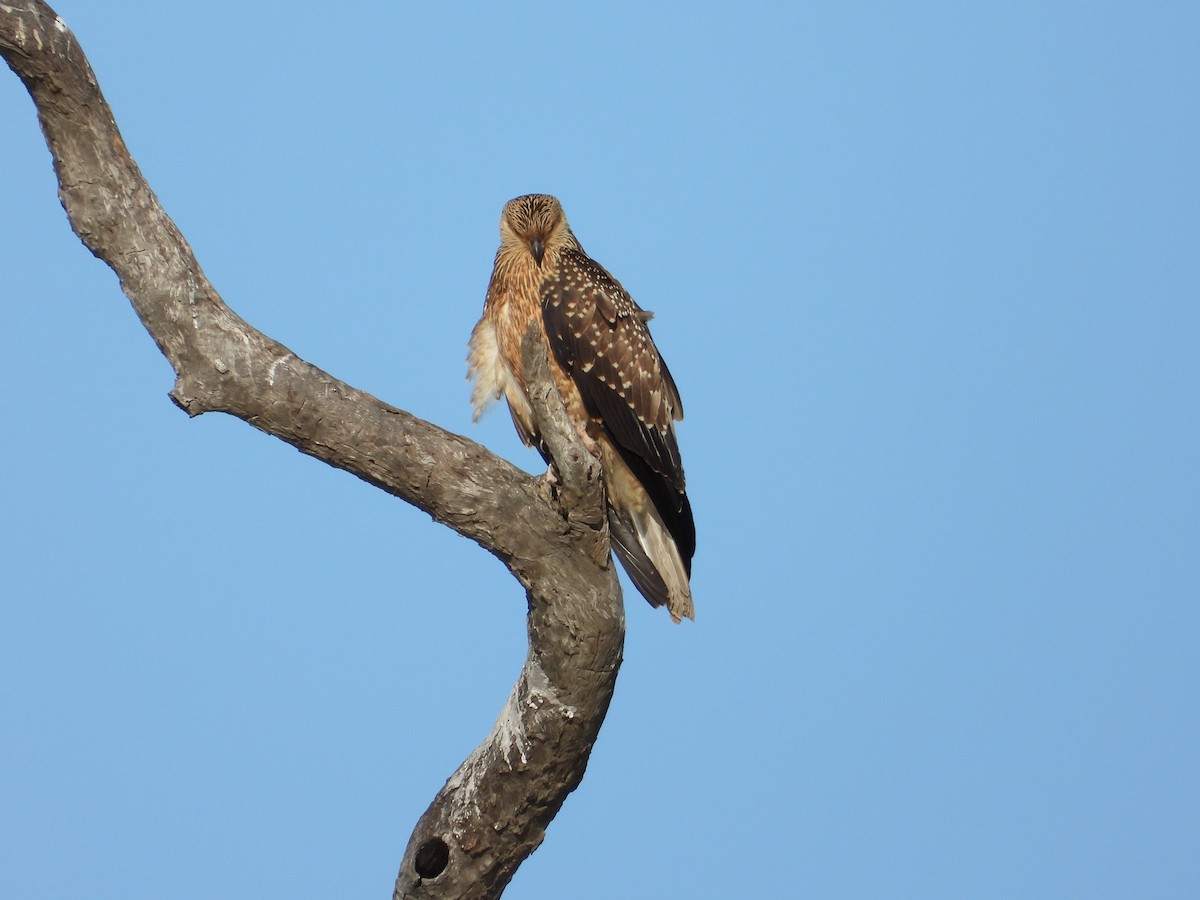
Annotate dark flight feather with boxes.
[541,249,694,571]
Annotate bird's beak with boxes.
[530,236,545,267]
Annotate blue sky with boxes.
[2,2,1198,897]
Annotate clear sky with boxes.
[2,2,1198,898]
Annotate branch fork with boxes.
[2,4,626,897]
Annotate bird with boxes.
[468,194,695,622]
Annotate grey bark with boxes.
[0,3,625,897]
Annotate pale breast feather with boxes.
[467,316,506,420]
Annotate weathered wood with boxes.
[1,3,625,896]
[395,332,623,898]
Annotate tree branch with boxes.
[2,3,625,896]
[397,331,623,897]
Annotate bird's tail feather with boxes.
[609,511,669,605]
[609,506,694,623]
[598,442,694,622]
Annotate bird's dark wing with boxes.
[542,249,694,569]
[541,249,685,491]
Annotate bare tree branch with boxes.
[397,331,623,898]
[1,3,625,896]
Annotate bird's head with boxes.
[499,194,579,267]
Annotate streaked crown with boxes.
[498,194,580,265]
[501,194,565,236]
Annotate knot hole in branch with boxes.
[413,836,449,879]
